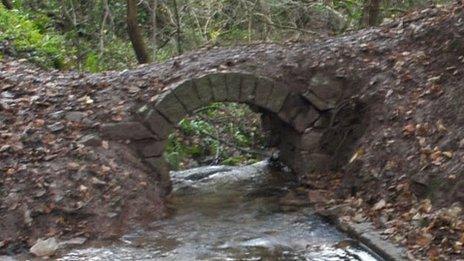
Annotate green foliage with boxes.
[164,103,265,170]
[0,5,70,68]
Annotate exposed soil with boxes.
[1,3,464,259]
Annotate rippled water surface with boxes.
[60,162,381,261]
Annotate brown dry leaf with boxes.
[373,199,386,211]
[403,124,416,135]
[427,246,440,260]
[419,199,433,213]
[416,233,433,247]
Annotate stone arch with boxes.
[99,72,363,196]
[136,72,323,193]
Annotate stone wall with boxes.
[99,72,365,195]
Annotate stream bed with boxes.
[59,162,382,260]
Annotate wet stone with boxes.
[100,122,154,140]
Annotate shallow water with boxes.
[59,162,381,261]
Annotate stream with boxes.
[59,161,382,260]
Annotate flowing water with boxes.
[59,162,382,261]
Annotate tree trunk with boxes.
[1,0,13,9]
[151,0,158,58]
[126,0,151,64]
[172,0,182,55]
[361,0,382,27]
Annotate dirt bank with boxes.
[1,3,464,259]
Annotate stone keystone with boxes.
[225,73,242,101]
[208,73,228,101]
[100,122,155,140]
[240,74,257,102]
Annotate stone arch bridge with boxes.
[100,70,366,195]
[90,7,461,196]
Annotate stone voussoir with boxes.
[266,84,290,113]
[239,74,257,102]
[208,73,228,101]
[172,79,205,112]
[254,77,274,109]
[155,89,188,124]
[225,73,242,102]
[193,75,214,104]
[100,121,155,140]
[143,108,174,139]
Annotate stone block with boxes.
[266,85,289,113]
[283,129,322,151]
[100,122,155,140]
[240,74,256,102]
[292,106,320,133]
[144,109,173,139]
[155,90,188,124]
[278,93,308,124]
[302,91,332,111]
[208,73,228,101]
[173,80,205,112]
[309,73,343,106]
[134,140,166,157]
[193,76,214,104]
[300,131,323,150]
[78,134,102,147]
[292,151,333,173]
[254,77,274,109]
[225,73,242,102]
[145,157,172,195]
